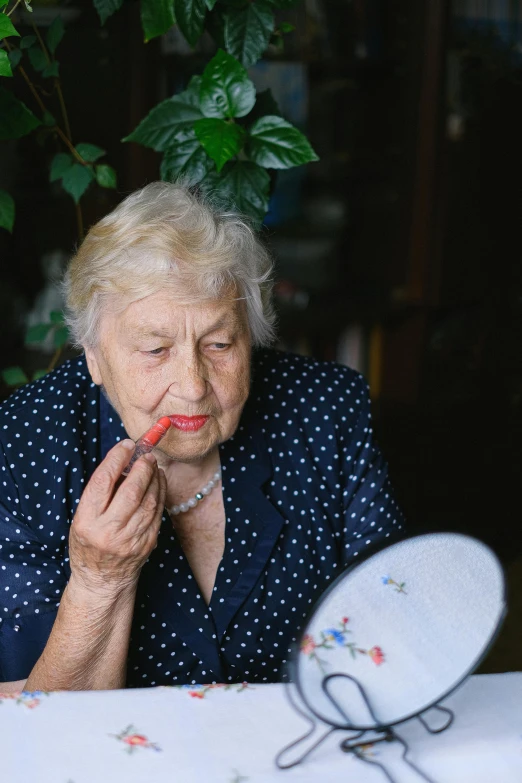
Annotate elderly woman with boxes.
[0,183,404,691]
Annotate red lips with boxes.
[168,415,209,432]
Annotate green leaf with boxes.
[279,21,295,34]
[75,142,105,162]
[20,35,36,49]
[200,49,256,119]
[204,0,218,8]
[32,369,48,381]
[140,0,175,42]
[7,48,22,71]
[0,87,41,140]
[2,366,28,386]
[201,160,270,225]
[61,163,95,204]
[46,16,64,55]
[25,323,53,343]
[27,46,47,73]
[0,15,20,39]
[174,0,206,47]
[49,152,74,182]
[95,163,117,189]
[42,110,56,127]
[93,0,124,25]
[50,310,64,324]
[160,128,214,185]
[223,1,274,68]
[245,115,319,169]
[0,1,9,8]
[0,189,15,233]
[194,118,245,172]
[0,49,12,77]
[124,85,203,151]
[23,0,33,11]
[42,61,59,78]
[53,325,69,348]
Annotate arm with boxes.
[21,440,165,691]
[23,575,137,691]
[0,680,26,693]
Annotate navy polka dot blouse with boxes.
[0,349,404,686]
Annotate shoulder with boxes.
[250,348,370,414]
[0,355,94,431]
[0,356,97,532]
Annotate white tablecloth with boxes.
[1,673,521,782]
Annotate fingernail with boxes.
[143,452,156,464]
[121,439,135,450]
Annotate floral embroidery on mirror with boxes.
[300,617,385,673]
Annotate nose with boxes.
[168,353,208,403]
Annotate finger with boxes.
[158,468,167,513]
[136,468,166,547]
[81,440,136,516]
[152,468,167,532]
[134,462,161,525]
[110,453,158,522]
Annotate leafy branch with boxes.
[1,0,318,389]
[0,2,114,382]
[2,311,70,388]
[125,48,317,225]
[100,0,317,225]
[0,2,118,236]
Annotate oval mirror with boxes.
[293,533,506,730]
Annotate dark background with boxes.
[1,0,521,669]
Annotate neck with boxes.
[159,447,221,508]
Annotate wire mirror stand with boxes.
[275,673,454,783]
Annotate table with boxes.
[2,673,522,782]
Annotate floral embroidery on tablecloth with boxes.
[0,690,48,709]
[300,617,385,673]
[182,682,252,699]
[110,724,161,753]
[381,575,407,594]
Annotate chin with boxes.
[159,437,220,465]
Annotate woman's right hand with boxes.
[68,439,166,597]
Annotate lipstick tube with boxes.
[122,416,172,476]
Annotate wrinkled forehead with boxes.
[98,288,249,340]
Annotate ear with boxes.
[84,346,103,386]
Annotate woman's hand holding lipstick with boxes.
[69,438,166,596]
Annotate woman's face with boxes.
[85,291,251,464]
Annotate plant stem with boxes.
[3,41,83,165]
[31,20,51,65]
[5,25,84,369]
[3,39,47,113]
[55,81,73,141]
[54,124,84,163]
[30,20,74,143]
[30,20,82,237]
[7,0,24,17]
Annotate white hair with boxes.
[63,182,276,348]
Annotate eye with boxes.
[212,342,230,350]
[146,347,166,356]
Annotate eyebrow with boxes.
[132,313,244,341]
